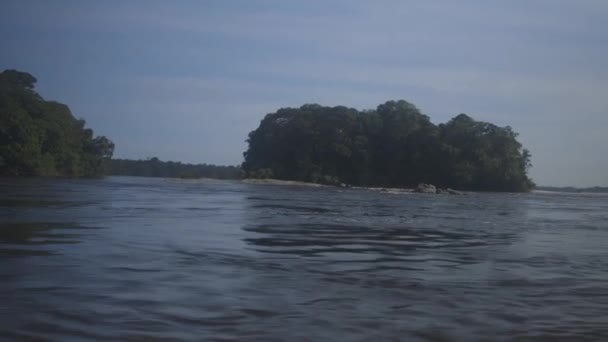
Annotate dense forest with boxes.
[0,69,114,177]
[2,69,534,191]
[243,101,534,192]
[111,158,241,179]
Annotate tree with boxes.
[242,101,534,192]
[0,69,114,177]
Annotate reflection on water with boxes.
[1,177,608,340]
[244,222,509,256]
[0,222,97,257]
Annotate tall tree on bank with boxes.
[0,69,114,177]
[242,101,534,192]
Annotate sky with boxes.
[1,0,607,187]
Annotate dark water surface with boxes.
[1,176,608,341]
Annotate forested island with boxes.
[243,101,534,192]
[111,158,241,179]
[0,70,114,177]
[2,69,535,192]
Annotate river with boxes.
[1,176,607,341]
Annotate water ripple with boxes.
[1,176,608,340]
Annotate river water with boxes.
[1,176,607,341]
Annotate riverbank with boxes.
[241,178,328,187]
[241,178,464,195]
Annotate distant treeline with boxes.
[536,186,608,193]
[243,101,534,192]
[110,158,241,179]
[0,70,114,177]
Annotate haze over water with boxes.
[1,176,608,341]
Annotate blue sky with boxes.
[1,0,607,186]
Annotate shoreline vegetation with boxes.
[4,69,594,193]
[0,70,114,177]
[242,101,534,192]
[242,178,464,195]
[110,158,240,180]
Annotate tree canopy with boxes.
[242,100,534,192]
[1,69,534,191]
[0,69,114,177]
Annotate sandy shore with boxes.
[241,178,328,187]
[242,178,422,194]
[353,186,416,194]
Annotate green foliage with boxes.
[0,69,114,177]
[247,168,274,179]
[243,101,535,192]
[110,158,241,180]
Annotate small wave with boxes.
[251,203,335,213]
